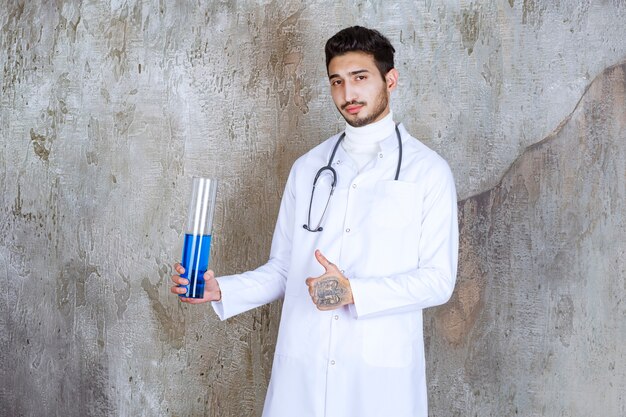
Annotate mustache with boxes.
[341,100,366,110]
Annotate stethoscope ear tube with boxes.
[394,124,402,180]
[305,164,338,232]
[313,165,338,188]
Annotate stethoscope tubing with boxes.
[303,123,403,232]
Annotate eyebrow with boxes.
[328,69,370,80]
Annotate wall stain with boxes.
[436,192,490,346]
[436,62,626,349]
[282,51,309,114]
[114,103,136,135]
[555,295,574,347]
[267,6,311,114]
[27,72,71,162]
[106,10,130,79]
[56,260,100,314]
[30,128,50,161]
[115,272,131,320]
[57,1,82,44]
[276,6,306,33]
[522,0,545,25]
[11,183,35,222]
[1,1,32,92]
[140,277,186,349]
[460,5,481,55]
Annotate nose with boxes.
[343,80,357,103]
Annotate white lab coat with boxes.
[213,123,459,417]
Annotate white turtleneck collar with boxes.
[344,111,395,144]
[342,111,395,172]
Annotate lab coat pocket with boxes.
[370,181,420,229]
[362,313,416,368]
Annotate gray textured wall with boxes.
[1,1,625,416]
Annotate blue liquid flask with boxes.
[180,233,212,298]
[179,178,218,299]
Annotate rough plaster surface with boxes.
[430,63,626,417]
[1,1,626,416]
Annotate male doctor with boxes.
[171,26,458,417]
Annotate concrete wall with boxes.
[1,1,625,416]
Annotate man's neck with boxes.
[342,112,395,172]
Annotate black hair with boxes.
[325,26,396,80]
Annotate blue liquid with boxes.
[179,234,212,299]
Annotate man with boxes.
[171,26,458,417]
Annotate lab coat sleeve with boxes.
[349,157,459,318]
[211,167,296,321]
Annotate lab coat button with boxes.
[334,315,339,320]
[352,183,357,189]
[330,360,336,365]
[345,228,350,233]
[378,153,383,158]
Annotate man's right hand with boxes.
[170,263,222,304]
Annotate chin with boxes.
[346,116,372,128]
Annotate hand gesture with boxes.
[170,263,222,304]
[305,250,353,311]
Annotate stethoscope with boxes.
[303,124,403,232]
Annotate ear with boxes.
[385,68,399,92]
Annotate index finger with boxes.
[170,274,187,285]
[173,263,185,274]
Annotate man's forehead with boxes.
[328,51,377,75]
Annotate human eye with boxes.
[330,79,342,86]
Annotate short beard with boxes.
[340,87,389,128]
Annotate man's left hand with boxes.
[305,250,354,311]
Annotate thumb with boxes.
[315,249,337,273]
